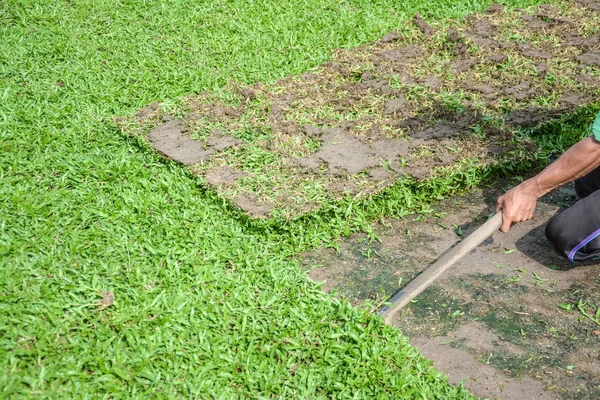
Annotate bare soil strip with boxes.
[301,183,600,399]
[120,1,600,218]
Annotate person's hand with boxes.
[496,183,538,232]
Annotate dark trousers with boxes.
[545,166,600,262]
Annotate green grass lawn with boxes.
[1,0,552,397]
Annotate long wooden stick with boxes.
[379,212,503,325]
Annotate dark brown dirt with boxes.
[469,18,498,38]
[301,183,600,399]
[577,0,600,11]
[412,324,550,399]
[368,167,391,182]
[421,76,443,90]
[412,123,461,140]
[518,42,551,59]
[577,52,600,67]
[327,180,357,194]
[563,33,600,49]
[485,3,505,15]
[291,105,494,179]
[503,82,539,101]
[379,45,422,62]
[412,14,435,36]
[462,79,496,95]
[561,92,583,107]
[383,96,406,115]
[206,132,243,152]
[380,30,401,43]
[521,13,552,31]
[371,139,411,164]
[503,107,567,128]
[535,62,549,76]
[449,58,478,73]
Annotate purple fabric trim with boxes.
[569,228,600,261]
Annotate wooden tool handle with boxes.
[379,212,503,325]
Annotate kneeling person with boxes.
[496,111,600,262]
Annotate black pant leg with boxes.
[575,165,600,198]
[545,189,600,262]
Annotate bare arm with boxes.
[496,136,600,232]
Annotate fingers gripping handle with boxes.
[379,212,503,325]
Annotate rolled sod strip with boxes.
[379,212,503,324]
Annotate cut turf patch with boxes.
[120,1,600,219]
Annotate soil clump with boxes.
[147,116,241,166]
[233,193,273,218]
[147,117,212,166]
[206,166,247,186]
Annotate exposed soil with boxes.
[577,52,600,67]
[121,1,600,218]
[147,115,241,166]
[301,183,600,399]
[577,0,600,11]
[412,14,435,37]
[295,129,380,175]
[233,193,273,218]
[134,102,160,123]
[147,116,211,166]
[504,108,567,127]
[205,166,247,186]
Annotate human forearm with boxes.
[496,136,600,232]
[521,136,600,199]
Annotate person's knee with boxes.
[545,212,572,260]
[545,189,600,262]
